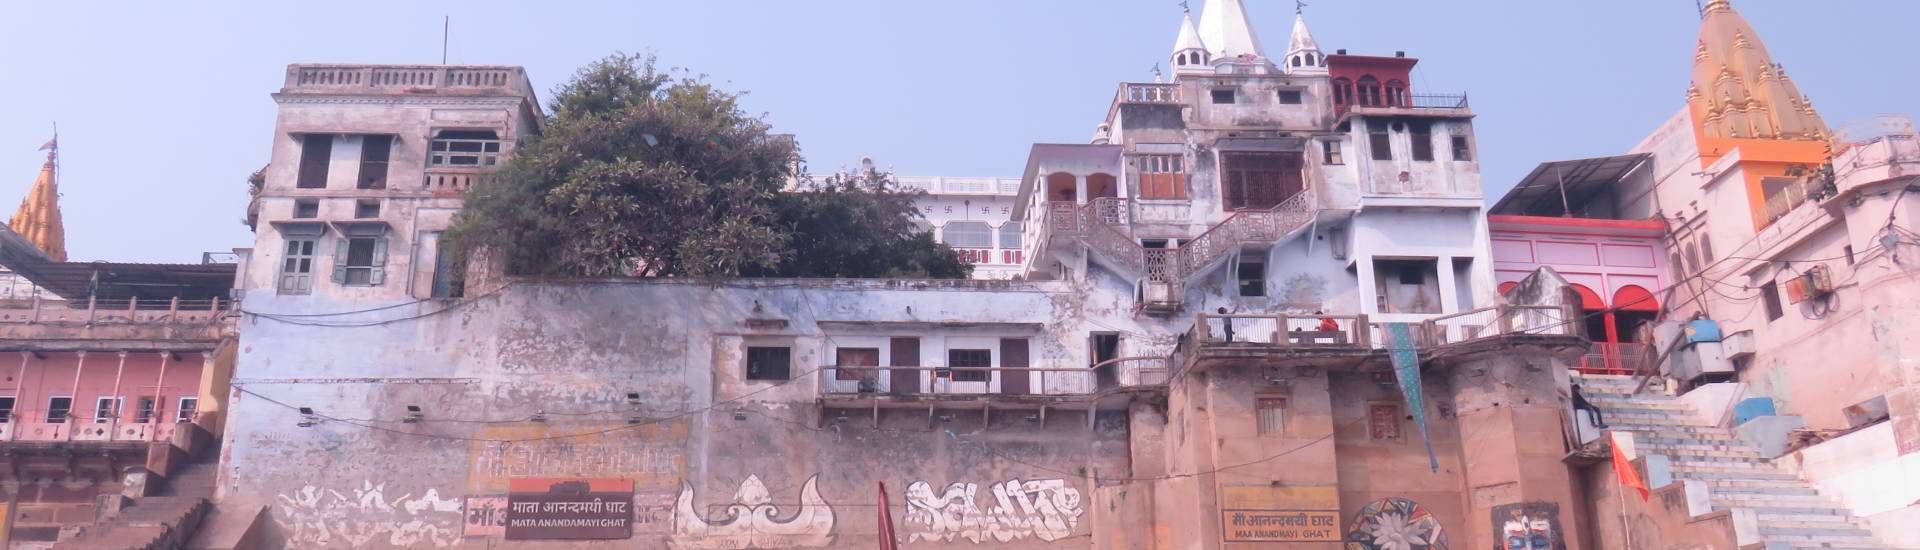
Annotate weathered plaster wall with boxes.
[1581,464,1737,550]
[226,280,1159,549]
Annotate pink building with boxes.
[1488,154,1670,375]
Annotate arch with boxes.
[1385,80,1407,106]
[1045,172,1077,202]
[1357,75,1383,106]
[1332,77,1353,105]
[1612,285,1659,312]
[1570,283,1605,310]
[1291,56,1303,67]
[1087,173,1119,199]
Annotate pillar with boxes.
[149,353,172,435]
[65,351,86,425]
[1448,353,1589,550]
[107,352,128,426]
[1074,174,1088,204]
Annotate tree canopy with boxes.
[446,53,968,280]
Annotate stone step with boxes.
[1673,459,1776,471]
[1755,511,1864,526]
[1610,423,1737,436]
[1706,478,1815,490]
[1640,444,1764,458]
[1760,532,1889,546]
[1634,431,1743,443]
[1715,484,1821,496]
[1673,468,1802,481]
[1589,398,1692,410]
[1715,491,1840,506]
[1606,413,1716,427]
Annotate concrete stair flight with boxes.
[1575,374,1911,550]
[52,496,210,550]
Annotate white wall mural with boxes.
[903,478,1085,544]
[275,480,464,548]
[671,474,835,549]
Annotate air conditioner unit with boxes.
[1783,264,1834,304]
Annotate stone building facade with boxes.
[196,2,1617,549]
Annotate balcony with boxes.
[1830,133,1920,201]
[424,168,489,195]
[1119,83,1182,105]
[1343,93,1472,119]
[1174,299,1584,370]
[2,411,199,444]
[0,297,234,350]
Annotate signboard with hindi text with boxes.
[505,478,635,540]
[1220,485,1341,543]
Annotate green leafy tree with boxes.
[447,53,970,280]
[759,170,971,279]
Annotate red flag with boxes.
[877,481,900,550]
[1610,431,1650,501]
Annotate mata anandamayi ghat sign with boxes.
[506,477,635,540]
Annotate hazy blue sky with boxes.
[2,0,1914,262]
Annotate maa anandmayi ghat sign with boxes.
[505,477,635,540]
[1220,485,1341,543]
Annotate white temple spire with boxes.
[1170,11,1211,72]
[1196,0,1266,62]
[1282,9,1326,74]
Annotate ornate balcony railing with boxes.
[1121,83,1182,104]
[286,64,528,94]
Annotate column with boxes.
[149,353,172,440]
[1074,174,1088,205]
[107,352,128,428]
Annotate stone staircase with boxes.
[1575,374,1910,550]
[1051,193,1317,312]
[53,440,221,550]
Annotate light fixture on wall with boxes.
[626,392,642,406]
[732,410,748,421]
[529,410,548,423]
[403,405,423,424]
[297,407,317,428]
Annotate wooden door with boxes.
[889,337,920,396]
[1000,338,1030,395]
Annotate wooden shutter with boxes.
[999,338,1030,395]
[330,237,349,283]
[368,238,389,285]
[889,337,920,396]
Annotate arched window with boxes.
[1292,56,1303,67]
[941,221,992,249]
[1684,243,1701,274]
[1333,78,1353,105]
[1357,76,1383,106]
[1308,53,1319,66]
[1385,80,1407,107]
[1046,172,1077,202]
[1087,173,1119,199]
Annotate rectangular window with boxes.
[1277,90,1303,104]
[1136,154,1188,199]
[948,349,991,383]
[835,347,880,382]
[1322,141,1344,165]
[135,397,156,424]
[1699,235,1715,264]
[293,200,319,219]
[1221,151,1306,210]
[1845,245,1856,265]
[1211,89,1236,104]
[358,135,391,189]
[1376,259,1442,314]
[280,238,317,295]
[430,130,502,167]
[430,236,465,299]
[296,134,333,189]
[998,222,1023,250]
[1368,402,1403,441]
[0,396,13,423]
[46,397,72,423]
[1761,280,1784,321]
[1237,259,1266,297]
[1451,135,1472,161]
[1256,397,1286,435]
[176,397,198,423]
[94,397,121,424]
[333,236,387,286]
[1369,127,1393,161]
[1410,122,1434,161]
[354,200,382,219]
[940,221,993,249]
[745,346,792,381]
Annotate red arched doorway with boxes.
[1606,285,1660,374]
[1087,173,1119,199]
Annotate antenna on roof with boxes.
[441,16,450,65]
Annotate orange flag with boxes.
[1610,431,1650,501]
[877,481,900,550]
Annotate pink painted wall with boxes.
[0,352,204,424]
[1490,229,1667,309]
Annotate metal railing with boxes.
[820,365,1107,396]
[1186,313,1375,348]
[1121,83,1182,104]
[1407,93,1470,109]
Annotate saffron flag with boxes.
[1610,431,1651,501]
[877,481,900,550]
[1384,323,1440,473]
[37,137,55,151]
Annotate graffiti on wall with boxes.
[1345,497,1449,550]
[903,478,1085,544]
[276,480,465,548]
[1490,502,1565,550]
[671,474,835,549]
[468,421,688,492]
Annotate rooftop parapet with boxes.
[279,64,537,99]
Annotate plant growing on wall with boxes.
[446,53,967,280]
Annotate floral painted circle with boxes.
[1345,497,1448,550]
